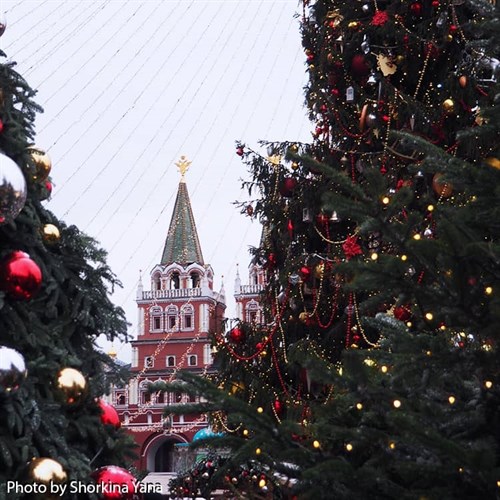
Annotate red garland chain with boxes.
[315,283,340,329]
[270,341,291,398]
[334,109,371,139]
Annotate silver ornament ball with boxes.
[0,153,27,225]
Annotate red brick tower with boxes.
[115,157,226,473]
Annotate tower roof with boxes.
[160,157,204,266]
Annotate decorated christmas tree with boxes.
[0,42,138,499]
[161,0,500,497]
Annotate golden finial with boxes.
[175,155,191,181]
[108,344,117,359]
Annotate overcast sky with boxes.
[1,0,311,361]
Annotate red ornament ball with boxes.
[98,399,121,429]
[394,306,411,322]
[229,326,245,344]
[91,466,137,500]
[351,54,370,77]
[410,2,423,15]
[299,266,311,281]
[273,399,284,415]
[236,146,244,156]
[279,177,297,198]
[0,251,42,300]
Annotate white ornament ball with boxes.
[0,153,27,225]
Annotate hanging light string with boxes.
[84,0,247,233]
[2,0,52,29]
[25,1,112,76]
[5,0,75,53]
[53,2,218,215]
[43,0,194,146]
[40,2,148,103]
[101,0,289,255]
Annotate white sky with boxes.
[1,0,311,362]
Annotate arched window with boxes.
[166,355,176,367]
[166,305,178,331]
[116,393,126,406]
[140,381,152,405]
[152,273,162,291]
[181,304,194,331]
[190,272,200,288]
[170,271,180,290]
[188,355,197,367]
[149,306,163,332]
[246,300,261,324]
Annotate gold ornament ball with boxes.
[27,146,52,182]
[27,457,67,485]
[485,157,500,170]
[442,98,455,114]
[432,173,453,198]
[314,262,325,279]
[57,367,87,405]
[348,21,360,29]
[42,224,61,243]
[299,312,309,323]
[291,161,300,171]
[230,381,245,395]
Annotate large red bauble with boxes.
[0,251,42,299]
[91,466,137,500]
[351,54,370,77]
[410,2,423,15]
[394,306,411,322]
[279,177,297,197]
[98,399,121,429]
[229,326,245,343]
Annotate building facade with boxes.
[114,158,226,472]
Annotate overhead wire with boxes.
[24,0,111,76]
[4,1,71,54]
[37,0,134,96]
[87,0,245,239]
[204,2,302,283]
[55,0,219,218]
[2,0,51,28]
[111,0,288,317]
[106,0,263,263]
[43,0,186,153]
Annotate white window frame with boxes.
[149,306,163,333]
[181,304,194,331]
[166,305,179,332]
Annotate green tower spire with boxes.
[160,156,204,266]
